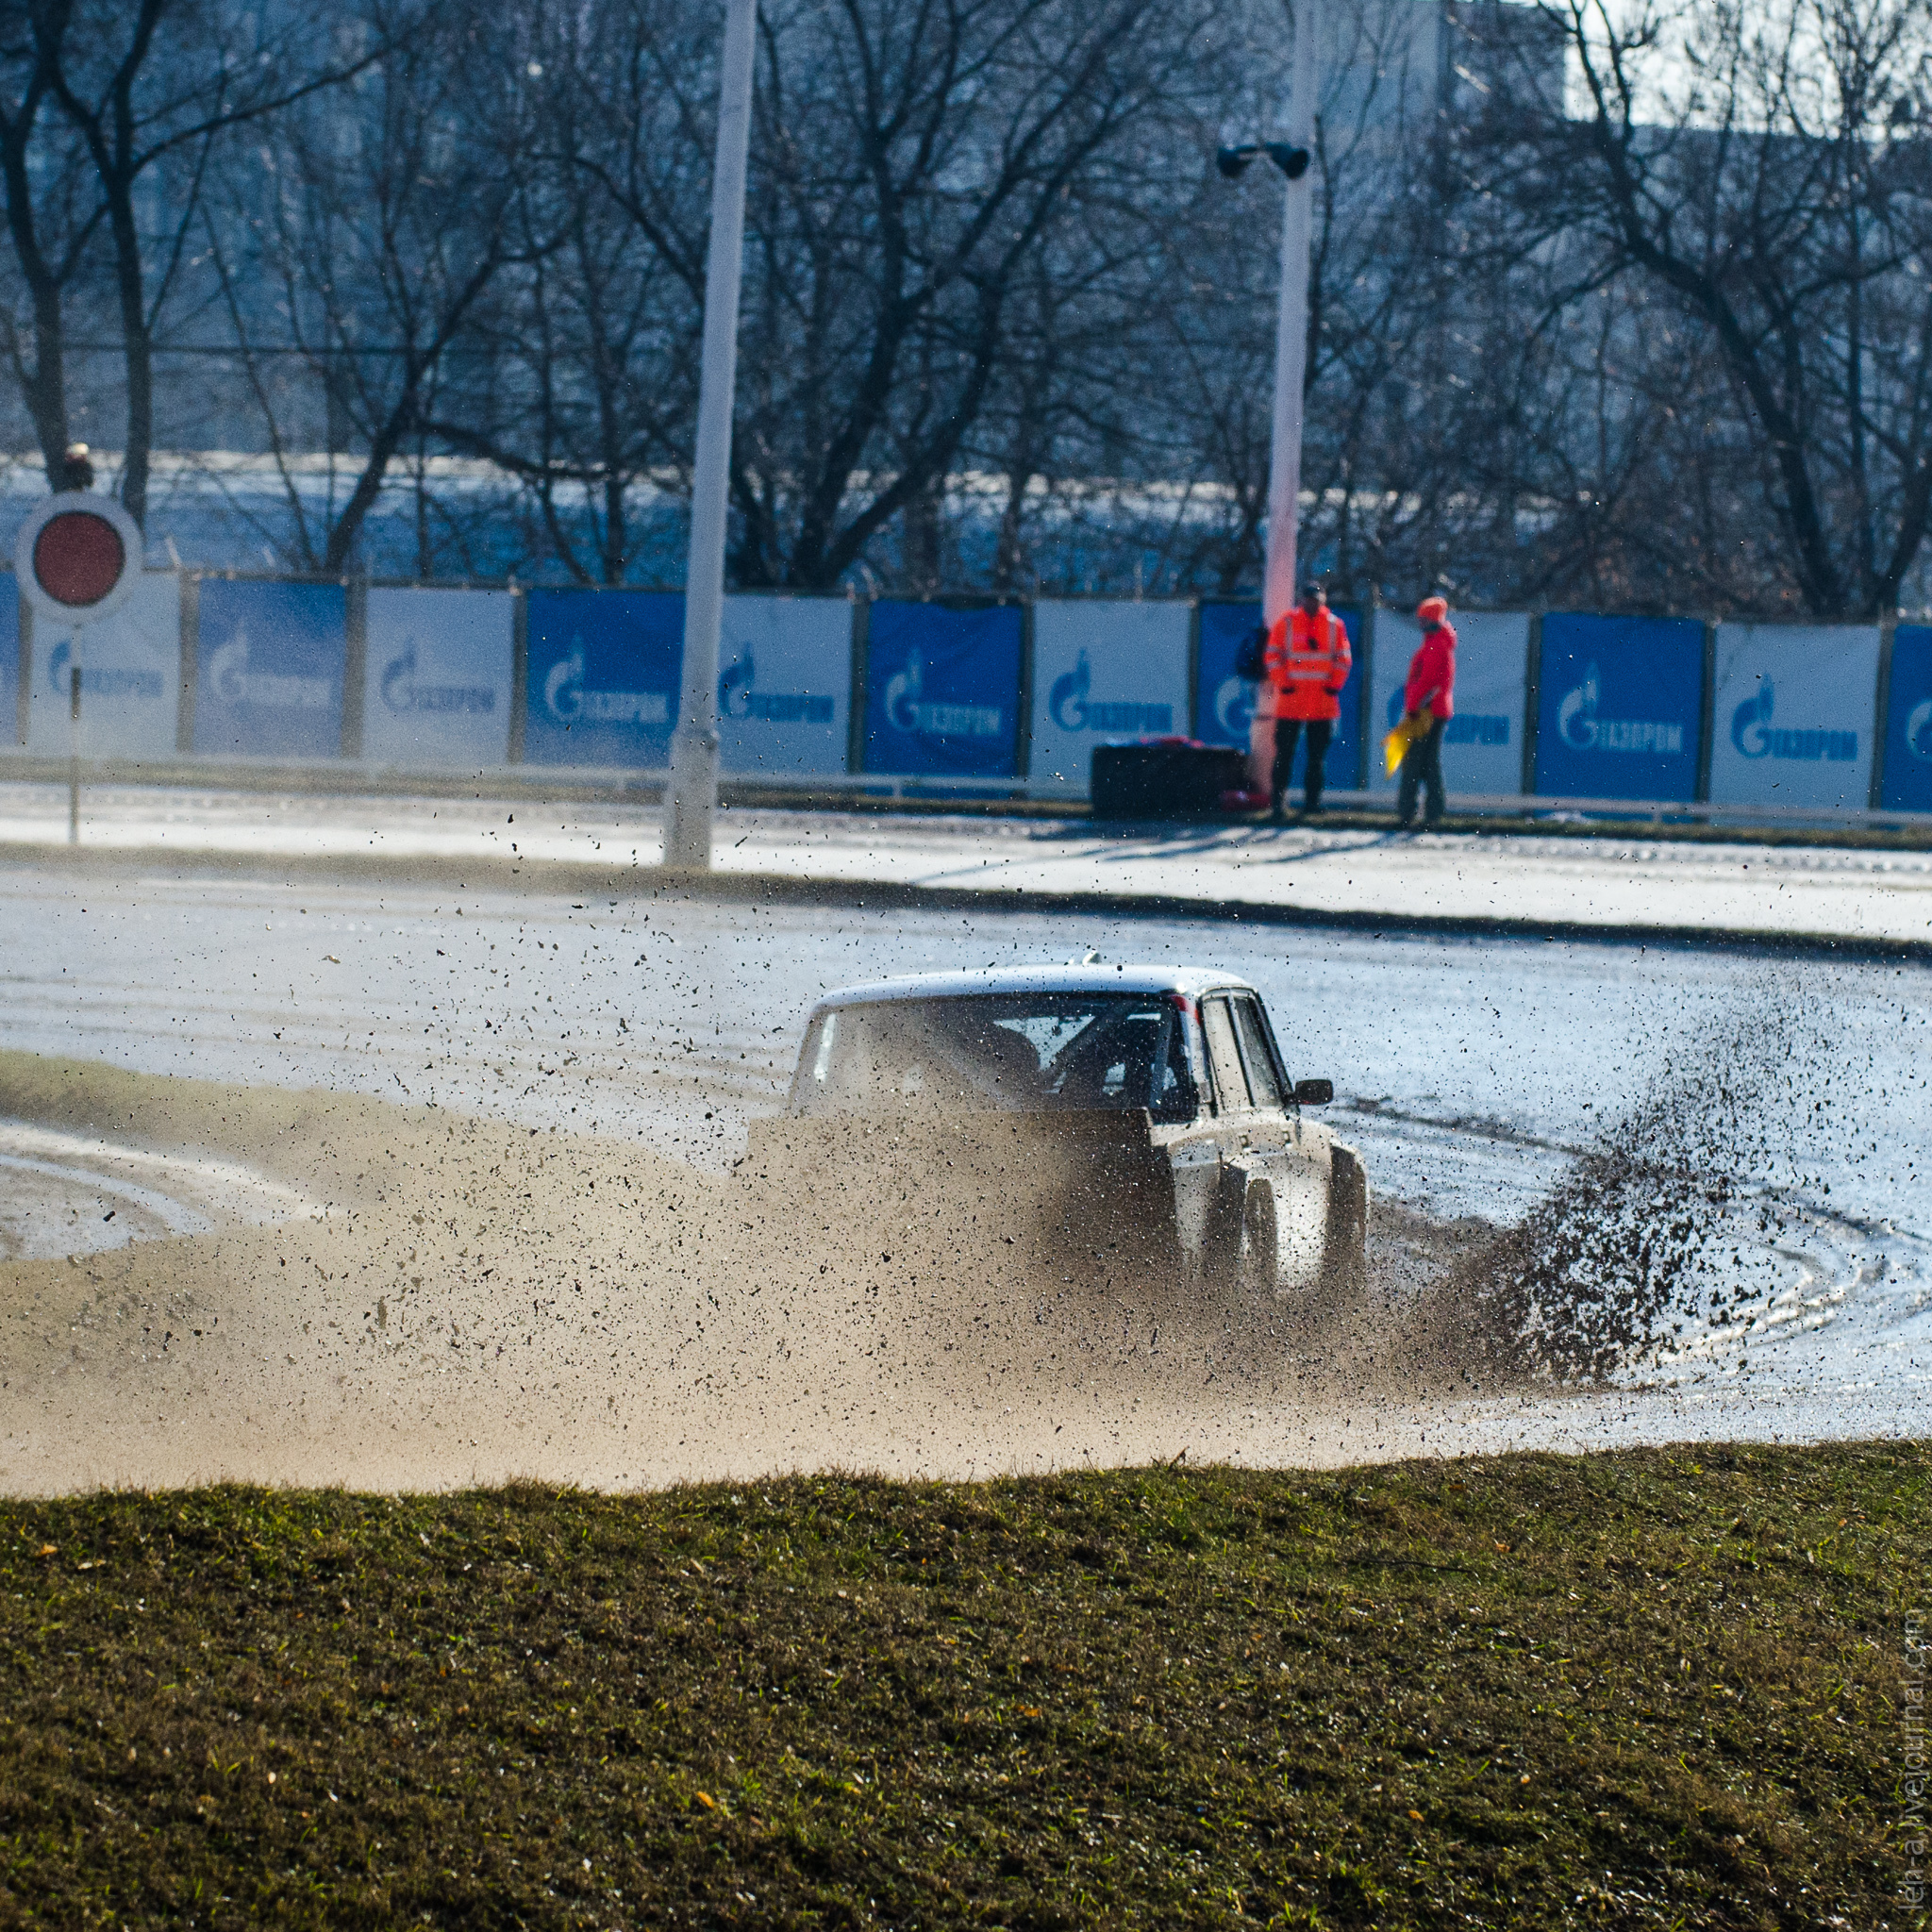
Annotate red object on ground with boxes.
[32,509,125,608]
[1404,623,1457,720]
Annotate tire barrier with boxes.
[3,569,1925,819]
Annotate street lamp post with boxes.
[1217,0,1320,631]
[663,0,758,872]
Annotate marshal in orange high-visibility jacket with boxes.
[1264,599,1353,723]
[1263,585,1353,815]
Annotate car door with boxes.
[1227,991,1327,1286]
[1162,996,1247,1275]
[1194,992,1287,1276]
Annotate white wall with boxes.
[1707,624,1880,811]
[1369,609,1528,796]
[1028,601,1191,795]
[361,587,515,768]
[26,573,181,759]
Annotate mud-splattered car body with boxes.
[749,966,1369,1296]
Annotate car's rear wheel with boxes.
[1234,1176,1279,1297]
[1321,1147,1369,1296]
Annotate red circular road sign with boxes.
[13,490,143,628]
[32,508,126,608]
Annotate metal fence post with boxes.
[1521,611,1543,795]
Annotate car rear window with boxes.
[792,993,1194,1117]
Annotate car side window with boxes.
[1151,1008,1196,1118]
[1200,997,1250,1112]
[1231,995,1285,1109]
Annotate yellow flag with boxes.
[1383,712,1426,777]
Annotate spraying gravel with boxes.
[1,861,1925,1492]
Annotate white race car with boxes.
[755,964,1369,1296]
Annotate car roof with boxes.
[808,964,1257,1012]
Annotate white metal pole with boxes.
[664,0,758,871]
[1262,0,1320,632]
[67,633,80,846]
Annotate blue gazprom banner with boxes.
[1881,624,1932,812]
[1534,614,1704,802]
[524,589,682,768]
[193,578,345,758]
[861,601,1023,777]
[1028,600,1190,793]
[363,587,514,768]
[1194,601,1363,788]
[1707,624,1878,811]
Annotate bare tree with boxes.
[1472,0,1932,618]
[417,0,719,585]
[0,6,95,480]
[720,0,1220,591]
[6,0,401,525]
[207,4,538,573]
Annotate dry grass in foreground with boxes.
[0,1442,1923,1930]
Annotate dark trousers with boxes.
[1272,717,1334,811]
[1397,714,1447,824]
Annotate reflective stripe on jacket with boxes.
[1265,608,1352,722]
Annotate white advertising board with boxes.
[361,586,514,768]
[1369,609,1528,797]
[1707,623,1879,811]
[1027,600,1191,794]
[26,571,180,758]
[718,594,852,777]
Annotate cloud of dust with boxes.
[0,1050,1499,1495]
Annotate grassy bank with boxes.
[0,1444,1922,1930]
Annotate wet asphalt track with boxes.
[4,854,1928,1424]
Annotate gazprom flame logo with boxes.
[207,631,330,710]
[719,651,832,724]
[1213,675,1254,739]
[1050,649,1173,735]
[1730,679,1774,758]
[1728,678,1856,762]
[1050,650,1092,730]
[1557,660,1683,756]
[885,651,1001,740]
[542,637,666,726]
[1907,696,1932,762]
[380,641,494,715]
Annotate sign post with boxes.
[13,490,142,845]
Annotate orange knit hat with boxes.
[1416,595,1449,625]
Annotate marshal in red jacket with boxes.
[1404,624,1457,720]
